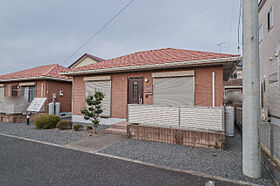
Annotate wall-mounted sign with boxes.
[144,85,153,94]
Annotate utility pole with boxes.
[242,0,261,178]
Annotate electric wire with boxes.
[61,0,135,66]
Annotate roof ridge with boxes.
[42,64,58,76]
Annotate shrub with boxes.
[87,126,93,130]
[81,91,104,134]
[56,121,72,130]
[73,124,83,131]
[34,114,61,129]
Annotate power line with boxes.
[61,0,135,66]
[237,0,242,54]
[0,59,18,72]
[227,0,236,52]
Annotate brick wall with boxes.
[195,66,224,106]
[46,80,72,113]
[72,66,224,119]
[2,80,72,113]
[127,124,226,149]
[72,76,85,115]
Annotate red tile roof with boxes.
[0,64,71,82]
[66,48,238,74]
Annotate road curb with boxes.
[0,132,262,186]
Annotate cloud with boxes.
[0,0,240,74]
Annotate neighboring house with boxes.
[259,0,280,124]
[225,66,243,93]
[68,53,104,69]
[224,79,242,93]
[230,66,242,80]
[224,65,243,106]
[61,48,240,124]
[0,64,72,122]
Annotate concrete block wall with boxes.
[127,124,226,149]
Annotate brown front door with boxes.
[128,78,143,104]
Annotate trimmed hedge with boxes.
[34,115,61,129]
[56,121,73,130]
[73,124,83,131]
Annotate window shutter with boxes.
[85,80,111,117]
[153,77,194,106]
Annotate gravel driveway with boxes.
[99,129,275,185]
[0,122,108,145]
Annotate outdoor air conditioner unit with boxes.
[261,107,269,122]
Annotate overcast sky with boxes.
[0,0,241,75]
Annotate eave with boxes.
[61,56,241,81]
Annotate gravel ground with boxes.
[100,129,275,185]
[0,122,109,145]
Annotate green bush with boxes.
[34,115,61,129]
[87,126,93,130]
[73,124,83,131]
[56,121,72,130]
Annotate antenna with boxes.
[217,41,227,53]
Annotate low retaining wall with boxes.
[0,113,42,123]
[127,124,226,149]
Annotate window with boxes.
[268,72,277,84]
[0,87,4,101]
[11,86,18,97]
[153,77,194,106]
[268,8,273,30]
[133,81,138,99]
[20,86,36,102]
[231,72,237,79]
[259,24,263,43]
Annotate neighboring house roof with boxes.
[224,79,243,88]
[0,64,71,82]
[61,48,240,81]
[68,53,104,69]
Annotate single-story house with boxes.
[61,48,240,125]
[0,64,72,122]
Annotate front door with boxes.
[128,78,143,104]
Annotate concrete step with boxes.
[105,128,127,135]
[110,121,130,130]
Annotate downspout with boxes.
[212,72,215,107]
[46,82,49,113]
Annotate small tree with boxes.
[81,91,104,134]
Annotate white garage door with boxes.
[0,87,4,101]
[85,80,111,117]
[153,76,194,106]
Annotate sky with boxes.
[0,0,241,75]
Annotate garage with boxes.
[152,71,194,107]
[84,76,111,117]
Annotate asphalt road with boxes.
[0,135,242,186]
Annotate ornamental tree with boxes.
[81,91,104,134]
